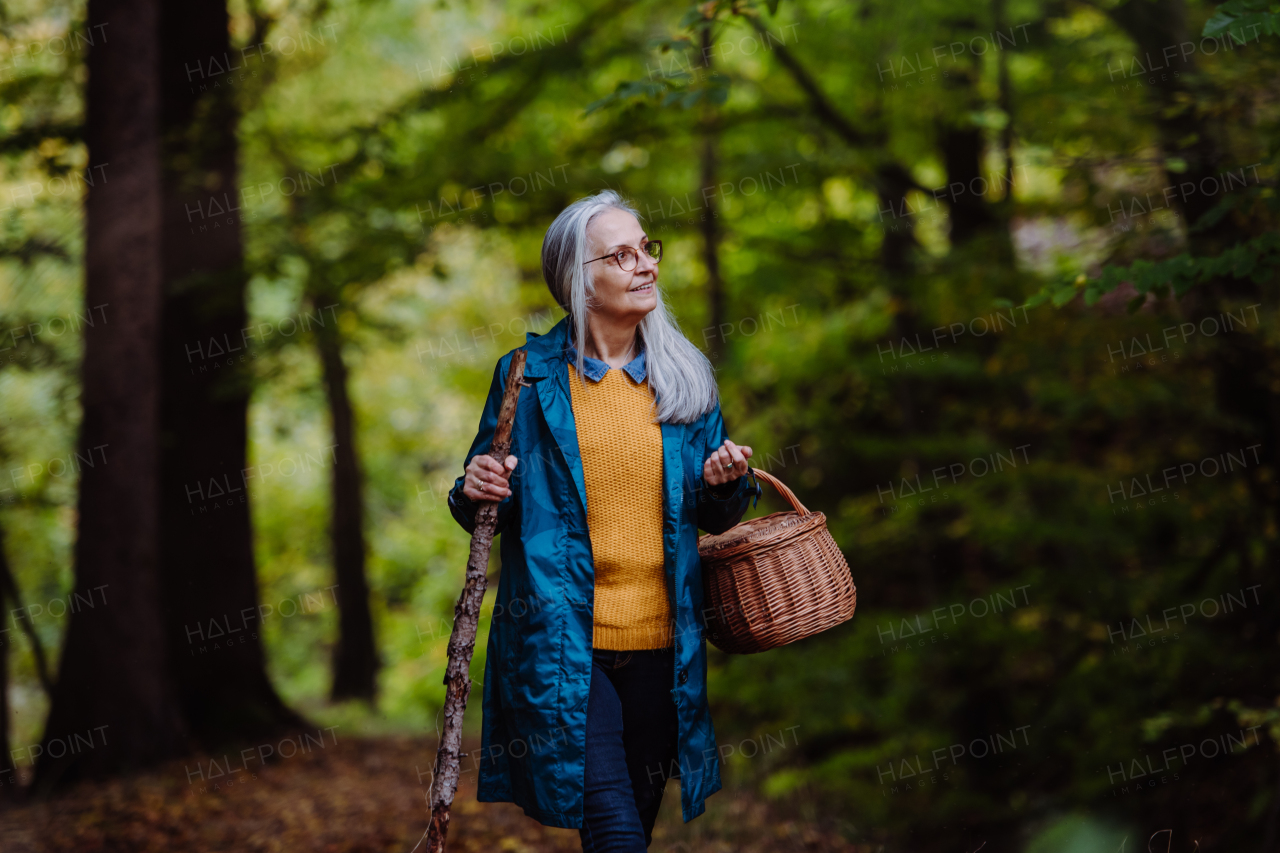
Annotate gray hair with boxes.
[540,189,719,424]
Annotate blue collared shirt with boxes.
[565,340,647,384]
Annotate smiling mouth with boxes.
[630,282,654,293]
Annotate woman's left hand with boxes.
[703,439,753,487]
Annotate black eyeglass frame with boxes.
[582,239,662,271]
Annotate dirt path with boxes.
[0,735,863,852]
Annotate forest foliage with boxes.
[0,0,1278,849]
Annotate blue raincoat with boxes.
[447,316,753,828]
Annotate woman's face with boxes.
[584,208,659,326]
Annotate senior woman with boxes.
[447,189,756,851]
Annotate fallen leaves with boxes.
[0,735,866,852]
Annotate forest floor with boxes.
[0,735,865,852]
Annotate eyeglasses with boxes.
[583,240,662,272]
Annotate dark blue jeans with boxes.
[579,646,680,852]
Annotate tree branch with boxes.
[740,13,872,149]
[0,525,54,697]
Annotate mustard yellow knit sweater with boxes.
[568,363,673,650]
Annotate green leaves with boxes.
[679,5,713,29]
[583,80,667,115]
[647,36,695,52]
[583,0,761,116]
[1023,234,1280,311]
[1202,0,1280,41]
[583,70,730,115]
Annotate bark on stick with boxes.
[427,348,528,853]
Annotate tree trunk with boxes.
[936,47,1004,250]
[1105,0,1231,248]
[875,164,919,444]
[33,0,186,792]
[0,527,55,705]
[156,0,302,744]
[994,0,1015,192]
[876,163,918,277]
[0,526,15,800]
[314,314,380,702]
[699,28,725,365]
[940,124,999,245]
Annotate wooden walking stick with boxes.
[426,348,528,853]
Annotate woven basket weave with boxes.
[698,469,856,654]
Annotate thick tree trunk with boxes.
[314,317,380,702]
[157,0,302,743]
[33,0,186,792]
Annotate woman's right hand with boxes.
[462,454,517,502]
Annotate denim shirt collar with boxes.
[565,338,647,384]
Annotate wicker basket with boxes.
[698,469,856,654]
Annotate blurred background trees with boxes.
[0,0,1277,848]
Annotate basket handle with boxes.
[748,468,810,516]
